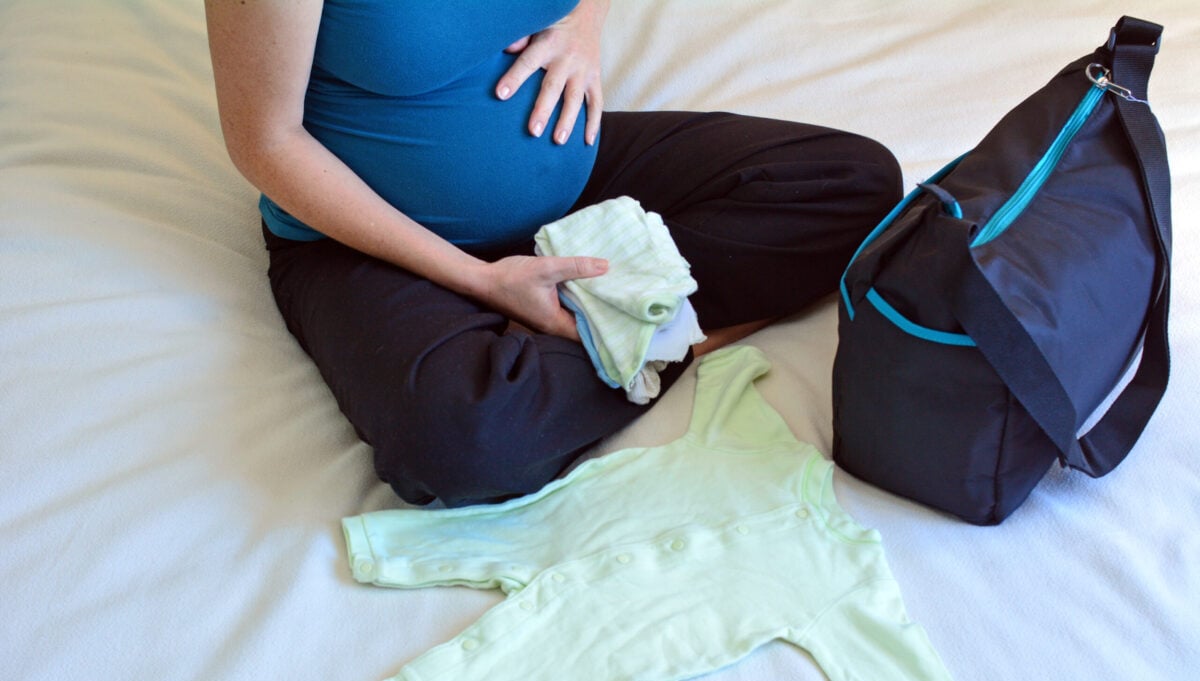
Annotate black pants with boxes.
[265,111,901,507]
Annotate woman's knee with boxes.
[368,334,583,507]
[840,131,904,220]
[374,421,548,508]
[783,129,902,253]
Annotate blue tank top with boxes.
[261,0,597,249]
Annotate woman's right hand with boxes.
[475,255,608,341]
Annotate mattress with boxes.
[1,1,1197,679]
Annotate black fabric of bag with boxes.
[831,16,1172,525]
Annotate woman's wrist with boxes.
[576,0,610,26]
[453,257,495,301]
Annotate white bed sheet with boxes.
[1,1,1197,680]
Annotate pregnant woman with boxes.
[203,0,901,507]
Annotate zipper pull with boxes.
[1086,63,1148,104]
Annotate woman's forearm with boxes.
[230,126,491,299]
[227,127,606,340]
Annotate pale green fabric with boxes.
[342,346,953,681]
[533,196,698,391]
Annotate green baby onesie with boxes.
[342,346,953,681]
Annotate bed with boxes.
[2,1,1197,679]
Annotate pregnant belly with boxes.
[306,55,598,249]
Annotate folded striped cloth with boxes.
[534,196,704,403]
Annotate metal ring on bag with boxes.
[1086,63,1148,104]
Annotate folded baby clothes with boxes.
[533,196,705,403]
[560,292,701,404]
[629,297,703,403]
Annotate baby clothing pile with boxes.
[534,196,705,404]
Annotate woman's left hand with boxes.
[495,0,609,146]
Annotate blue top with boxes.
[261,0,597,248]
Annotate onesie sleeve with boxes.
[342,498,568,594]
[790,581,954,681]
[687,346,800,452]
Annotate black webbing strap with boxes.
[956,17,1171,476]
[1076,16,1172,473]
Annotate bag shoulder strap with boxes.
[956,16,1171,476]
[1077,16,1172,472]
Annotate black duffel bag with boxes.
[831,17,1172,525]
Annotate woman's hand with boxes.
[495,0,609,146]
[474,255,608,340]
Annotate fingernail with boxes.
[497,85,510,100]
[532,121,544,137]
[555,129,568,145]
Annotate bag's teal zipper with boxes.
[970,83,1106,247]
